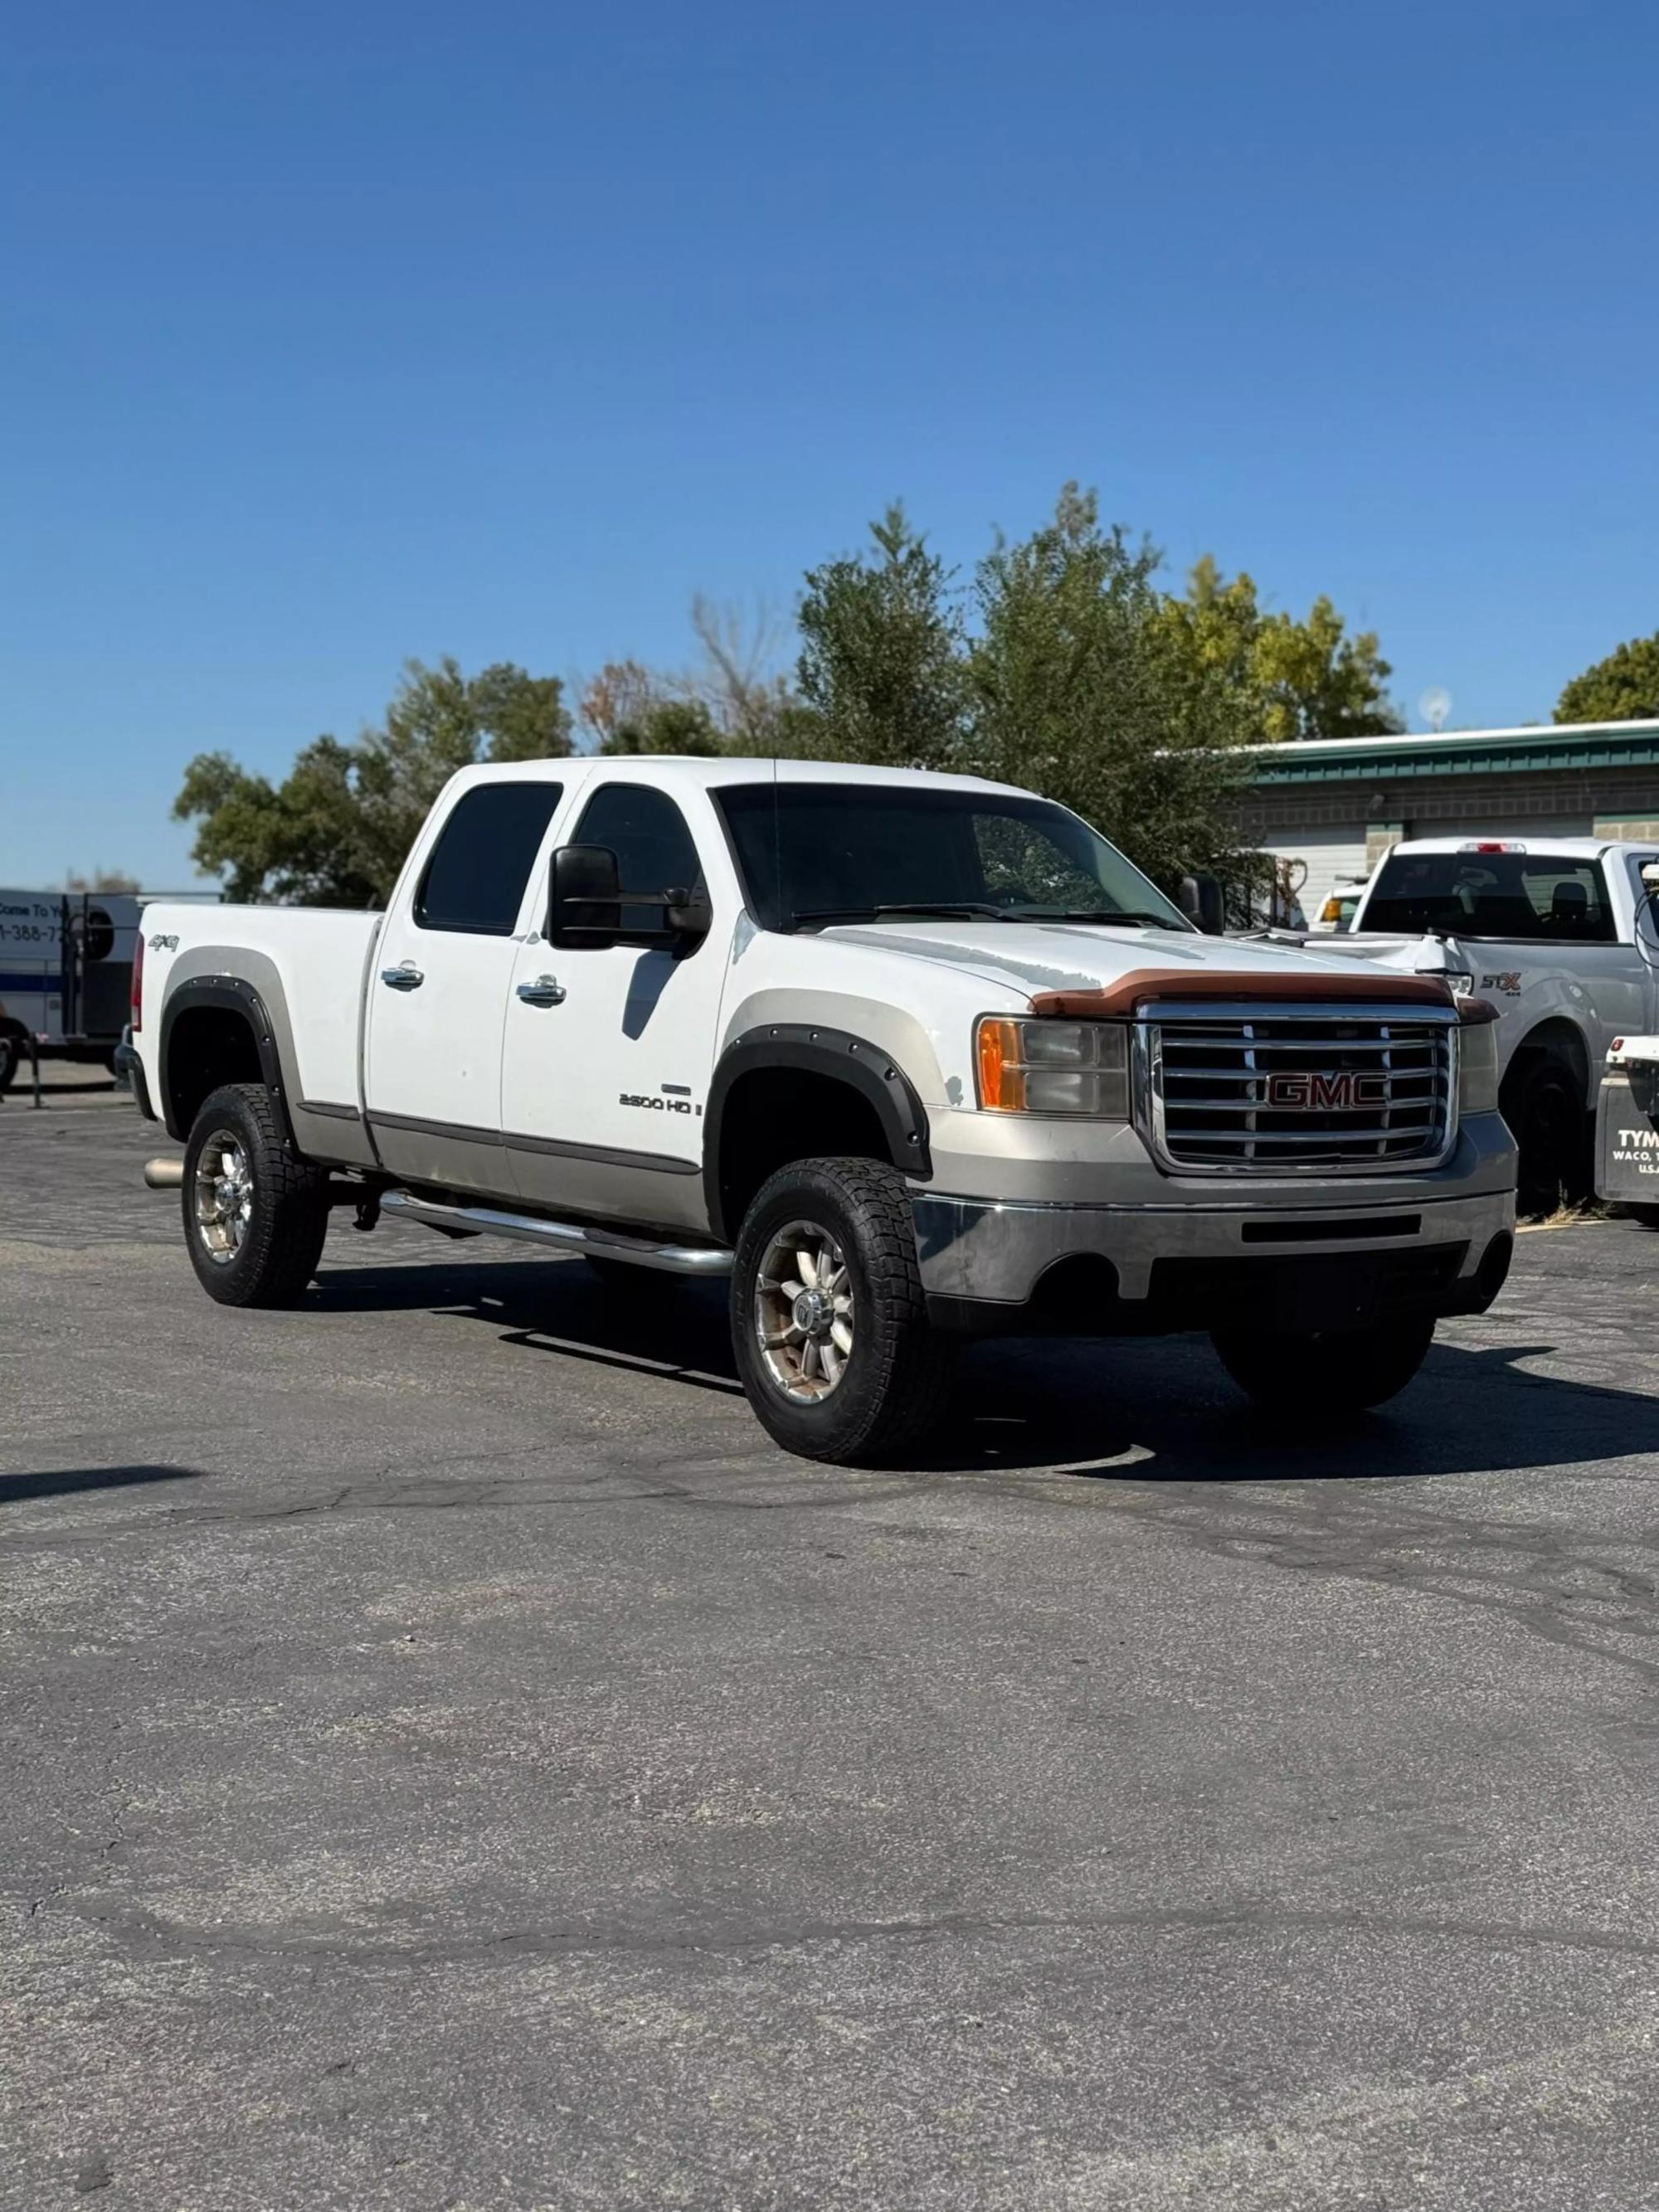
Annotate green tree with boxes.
[1159,554,1401,742]
[966,485,1251,880]
[795,504,966,770]
[578,659,667,749]
[577,608,804,755]
[1556,630,1659,723]
[173,658,572,905]
[597,698,727,756]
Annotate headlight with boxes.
[1458,1018,1500,1116]
[975,1017,1129,1117]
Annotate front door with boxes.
[500,779,727,1236]
[365,778,565,1193]
[1627,854,1659,1030]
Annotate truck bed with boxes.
[139,902,382,1113]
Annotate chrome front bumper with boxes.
[912,1185,1517,1329]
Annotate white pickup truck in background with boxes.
[129,759,1516,1462]
[1292,838,1659,1212]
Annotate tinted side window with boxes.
[415,782,563,935]
[573,785,703,935]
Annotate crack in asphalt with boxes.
[1104,1478,1659,1691]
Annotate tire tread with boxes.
[732,1155,953,1464]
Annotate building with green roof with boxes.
[1240,719,1659,919]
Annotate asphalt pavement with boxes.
[4,1095,1659,2210]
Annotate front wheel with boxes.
[182,1083,330,1307]
[0,1033,19,1094]
[1505,1056,1588,1218]
[730,1157,955,1465]
[1212,1315,1437,1416]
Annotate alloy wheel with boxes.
[754,1219,854,1402]
[193,1130,254,1264]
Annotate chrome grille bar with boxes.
[1136,1002,1459,1177]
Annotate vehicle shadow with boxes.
[306,1252,1659,1486]
[0,1465,209,1506]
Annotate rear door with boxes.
[365,778,566,1193]
[499,779,726,1233]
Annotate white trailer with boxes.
[0,889,142,1091]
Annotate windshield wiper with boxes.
[786,902,1015,931]
[1015,907,1185,929]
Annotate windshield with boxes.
[1362,851,1616,943]
[713,783,1191,934]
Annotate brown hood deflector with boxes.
[1029,970,1459,1018]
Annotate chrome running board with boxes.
[379,1190,733,1277]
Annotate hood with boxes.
[817,918,1443,1005]
[1260,928,1465,976]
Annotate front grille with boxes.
[1144,1006,1457,1174]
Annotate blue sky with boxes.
[3,0,1655,886]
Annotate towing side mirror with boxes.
[1177,872,1227,936]
[547,846,711,950]
[664,885,712,941]
[548,843,621,948]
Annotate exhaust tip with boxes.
[144,1156,185,1189]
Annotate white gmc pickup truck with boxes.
[129,759,1516,1462]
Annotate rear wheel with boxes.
[182,1082,329,1307]
[0,1032,20,1094]
[730,1156,954,1465]
[1212,1315,1437,1416]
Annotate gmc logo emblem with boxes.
[1267,1072,1389,1111]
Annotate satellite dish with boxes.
[1419,686,1452,733]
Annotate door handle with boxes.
[381,962,424,991]
[516,974,567,1007]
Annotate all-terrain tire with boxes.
[730,1156,956,1465]
[1211,1315,1437,1417]
[182,1082,330,1307]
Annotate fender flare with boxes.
[157,975,297,1148]
[703,1023,932,1242]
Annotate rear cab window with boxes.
[1362,851,1617,943]
[415,782,565,934]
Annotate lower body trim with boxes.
[380,1191,732,1277]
